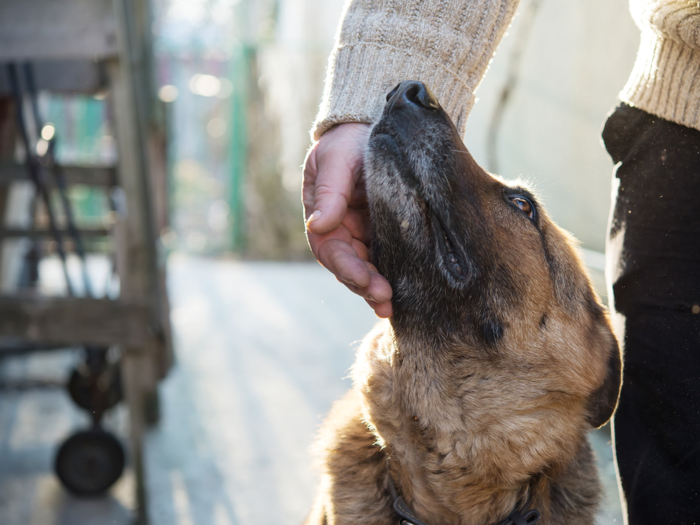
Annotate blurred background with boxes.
[0,0,637,523]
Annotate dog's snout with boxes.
[386,81,439,111]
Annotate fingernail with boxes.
[367,294,377,303]
[305,210,322,227]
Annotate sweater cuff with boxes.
[620,29,700,131]
[311,43,475,141]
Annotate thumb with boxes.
[305,123,370,235]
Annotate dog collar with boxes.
[386,472,541,525]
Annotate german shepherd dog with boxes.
[305,81,622,525]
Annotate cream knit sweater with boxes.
[312,0,700,140]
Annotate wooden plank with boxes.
[0,97,15,285]
[0,0,118,61]
[0,228,111,239]
[0,60,106,95]
[121,350,154,525]
[0,162,116,187]
[110,2,168,520]
[109,39,157,299]
[0,295,154,346]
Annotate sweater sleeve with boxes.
[620,0,700,131]
[311,0,521,140]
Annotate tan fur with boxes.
[305,82,621,525]
[306,237,617,524]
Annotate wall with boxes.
[464,0,639,253]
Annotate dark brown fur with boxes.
[306,82,622,525]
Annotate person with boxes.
[303,0,700,523]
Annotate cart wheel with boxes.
[67,365,122,412]
[55,430,125,496]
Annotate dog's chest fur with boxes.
[337,322,600,525]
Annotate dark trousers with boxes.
[603,103,700,523]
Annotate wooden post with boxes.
[0,98,16,287]
[109,0,167,522]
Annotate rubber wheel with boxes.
[55,430,125,496]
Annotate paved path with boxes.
[145,256,379,525]
[0,257,623,524]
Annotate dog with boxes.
[305,81,622,525]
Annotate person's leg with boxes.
[603,104,700,523]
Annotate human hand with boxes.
[303,123,393,318]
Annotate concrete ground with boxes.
[0,256,623,524]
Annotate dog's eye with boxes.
[510,197,535,219]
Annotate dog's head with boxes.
[365,81,621,431]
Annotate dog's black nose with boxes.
[386,81,439,111]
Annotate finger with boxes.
[306,125,370,235]
[366,299,393,318]
[302,146,319,219]
[306,188,350,235]
[365,270,393,303]
[348,173,368,207]
[314,236,371,288]
[339,265,393,304]
[345,208,372,246]
[350,238,369,261]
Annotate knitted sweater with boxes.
[621,1,700,131]
[312,0,700,140]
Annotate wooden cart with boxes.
[0,1,171,522]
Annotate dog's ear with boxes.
[585,319,622,429]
